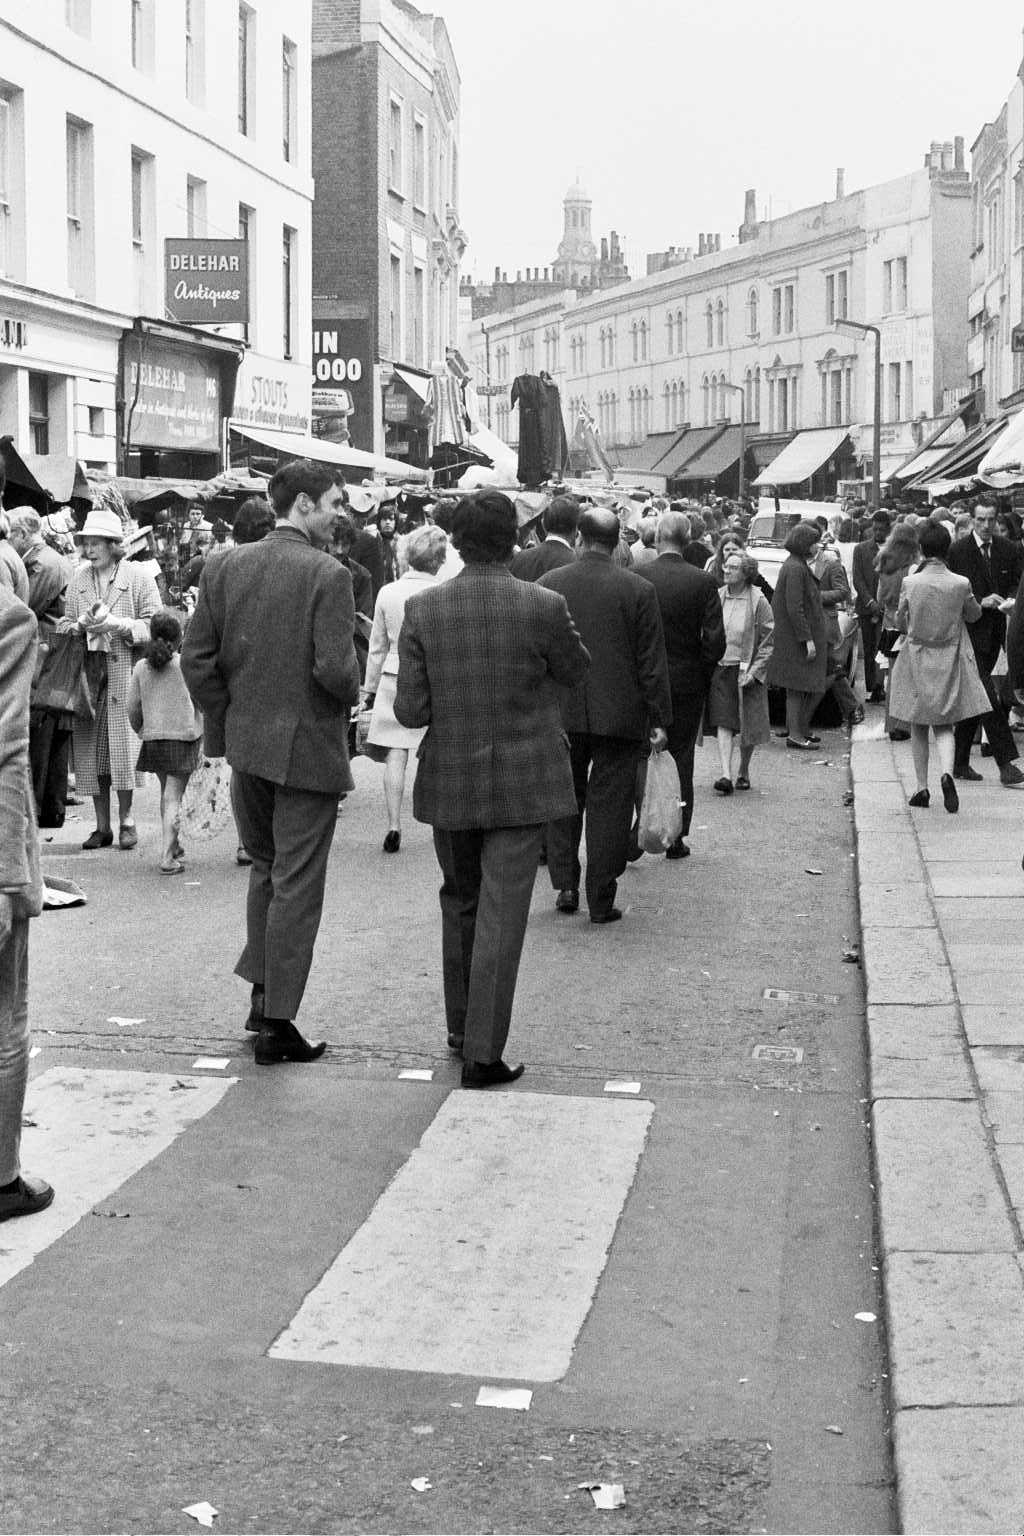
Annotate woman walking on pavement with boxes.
[127,611,203,872]
[59,508,161,850]
[766,522,828,750]
[876,520,919,742]
[707,552,774,792]
[889,522,990,814]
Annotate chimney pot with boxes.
[494,265,500,282]
[544,266,549,280]
[955,135,965,169]
[941,141,954,170]
[836,166,845,199]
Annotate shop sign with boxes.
[165,238,249,325]
[0,317,28,350]
[233,351,311,436]
[123,338,221,452]
[384,387,410,424]
[312,319,371,450]
[1012,323,1024,353]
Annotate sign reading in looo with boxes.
[165,239,249,325]
[313,319,372,450]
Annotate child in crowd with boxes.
[126,611,202,874]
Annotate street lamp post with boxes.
[720,381,746,502]
[835,317,881,512]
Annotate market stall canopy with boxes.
[887,446,948,484]
[901,417,1008,493]
[656,426,727,480]
[232,423,427,481]
[21,453,91,503]
[86,473,207,513]
[752,427,850,488]
[670,424,748,484]
[392,364,433,402]
[977,409,1024,488]
[613,431,684,475]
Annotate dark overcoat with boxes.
[637,551,725,699]
[509,538,576,582]
[394,563,589,830]
[766,554,828,692]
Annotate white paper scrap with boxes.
[475,1385,532,1411]
[578,1482,626,1510]
[398,1069,434,1082]
[28,1046,41,1059]
[409,1478,432,1493]
[854,1311,877,1323]
[182,1503,218,1528]
[108,1016,146,1027]
[191,1058,230,1071]
[604,1081,641,1095]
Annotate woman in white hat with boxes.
[59,507,161,849]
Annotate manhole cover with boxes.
[752,1044,805,1064]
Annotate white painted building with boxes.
[0,0,313,477]
[462,146,972,488]
[967,56,1024,415]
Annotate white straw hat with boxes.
[75,508,125,541]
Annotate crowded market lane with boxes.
[3,739,893,1535]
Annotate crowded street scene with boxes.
[3,2,1024,1533]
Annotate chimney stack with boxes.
[543,266,549,281]
[494,265,500,282]
[955,135,965,170]
[698,233,706,256]
[941,141,954,170]
[836,167,845,199]
[601,236,608,261]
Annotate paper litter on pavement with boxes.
[191,1058,231,1071]
[398,1069,434,1081]
[108,1016,146,1027]
[182,1503,218,1527]
[579,1482,626,1509]
[475,1385,532,1411]
[409,1478,432,1492]
[603,1081,641,1095]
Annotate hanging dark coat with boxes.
[511,374,547,488]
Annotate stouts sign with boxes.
[165,238,249,325]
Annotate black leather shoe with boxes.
[786,738,817,751]
[0,1174,55,1223]
[590,907,623,924]
[245,986,265,1033]
[555,888,579,913]
[940,773,959,814]
[254,1021,326,1064]
[665,840,690,860]
[953,765,983,782]
[713,776,733,795]
[461,1059,525,1088]
[847,706,865,726]
[82,829,114,849]
[908,789,930,808]
[382,829,401,853]
[447,1032,465,1054]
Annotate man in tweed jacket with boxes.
[394,492,589,1088]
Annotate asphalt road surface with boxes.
[3,731,895,1535]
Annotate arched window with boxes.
[642,387,651,433]
[754,365,761,423]
[702,374,710,425]
[747,287,758,337]
[745,366,754,421]
[710,374,719,421]
[676,310,683,351]
[663,382,672,428]
[716,300,725,347]
[631,322,639,363]
[666,315,674,354]
[640,320,648,361]
[608,329,615,367]
[609,392,618,441]
[705,303,713,348]
[677,381,686,426]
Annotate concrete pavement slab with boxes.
[982,1091,1024,1145]
[934,917,1024,945]
[894,1406,1024,1534]
[860,927,955,1005]
[858,881,934,928]
[933,895,1024,921]
[855,833,926,886]
[873,1101,1014,1251]
[849,741,899,782]
[961,1004,1024,1046]
[871,1054,974,1098]
[970,1046,1024,1093]
[866,1004,962,1058]
[945,943,1024,969]
[928,866,1024,898]
[885,1251,1024,1407]
[913,836,1024,862]
[954,969,1024,1002]
[997,1148,1024,1224]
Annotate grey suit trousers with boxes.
[0,916,30,1186]
[231,770,339,1020]
[433,824,543,1066]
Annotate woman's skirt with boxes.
[367,672,426,751]
[889,635,991,726]
[707,664,742,732]
[136,737,203,776]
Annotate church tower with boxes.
[552,179,598,288]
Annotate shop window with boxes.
[29,373,50,455]
[282,37,297,163]
[185,0,205,104]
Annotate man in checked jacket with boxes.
[395,492,589,1088]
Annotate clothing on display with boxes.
[511,372,569,488]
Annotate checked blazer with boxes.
[394,562,589,830]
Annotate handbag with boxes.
[32,630,94,719]
[177,756,234,840]
[352,701,388,764]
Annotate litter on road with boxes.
[475,1386,532,1411]
[191,1058,231,1071]
[107,1016,145,1027]
[854,1311,877,1323]
[604,1080,641,1095]
[578,1482,627,1509]
[182,1503,218,1528]
[398,1069,434,1082]
[409,1478,432,1493]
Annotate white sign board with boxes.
[233,351,311,437]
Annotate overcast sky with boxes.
[437,0,1024,281]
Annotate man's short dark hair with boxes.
[268,459,343,517]
[543,495,580,541]
[431,498,460,535]
[577,507,620,551]
[453,492,517,564]
[871,510,892,532]
[233,496,276,545]
[332,511,357,552]
[919,522,951,560]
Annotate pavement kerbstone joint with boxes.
[851,733,1024,1533]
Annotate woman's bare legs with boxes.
[910,724,930,793]
[383,748,409,832]
[716,727,735,780]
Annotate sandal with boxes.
[159,859,185,875]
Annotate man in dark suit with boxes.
[948,499,1024,787]
[638,512,726,858]
[347,488,386,601]
[539,508,672,923]
[183,459,360,1063]
[510,495,579,581]
[851,509,890,702]
[394,492,588,1087]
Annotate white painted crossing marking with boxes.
[0,1068,236,1289]
[270,1090,653,1382]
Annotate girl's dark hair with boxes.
[918,522,951,560]
[146,609,183,671]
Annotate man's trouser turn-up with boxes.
[547,733,641,917]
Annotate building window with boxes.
[705,302,713,347]
[830,368,843,426]
[238,202,253,343]
[825,273,835,326]
[88,405,104,436]
[282,37,297,162]
[666,314,674,354]
[836,268,848,321]
[131,0,154,72]
[66,117,93,298]
[889,361,902,421]
[413,117,426,208]
[904,360,914,420]
[784,284,794,333]
[746,287,758,337]
[28,373,50,455]
[631,322,638,363]
[186,175,206,238]
[716,299,725,346]
[130,149,146,248]
[745,367,754,420]
[238,4,254,136]
[65,0,91,36]
[883,256,908,314]
[389,254,402,357]
[185,0,205,104]
[639,319,648,361]
[0,91,17,279]
[702,375,710,425]
[772,287,782,336]
[282,225,296,359]
[389,98,404,194]
[412,264,425,365]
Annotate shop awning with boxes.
[978,409,1024,487]
[20,453,92,503]
[392,364,433,403]
[230,423,428,481]
[670,424,746,484]
[657,426,727,480]
[901,418,1008,492]
[887,446,948,483]
[613,430,686,474]
[751,427,850,488]
[748,433,794,470]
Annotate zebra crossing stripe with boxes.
[1,1067,235,1289]
[269,1090,653,1382]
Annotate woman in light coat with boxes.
[889,522,990,813]
[59,508,161,849]
[707,551,774,791]
[362,524,448,851]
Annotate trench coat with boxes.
[888,560,991,726]
[765,555,827,694]
[59,559,162,794]
[718,584,775,746]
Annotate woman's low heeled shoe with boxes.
[908,789,930,808]
[940,774,959,814]
[82,829,114,849]
[382,830,401,853]
[713,777,734,795]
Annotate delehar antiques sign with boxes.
[165,238,249,324]
[124,338,221,453]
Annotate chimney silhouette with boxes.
[836,167,845,198]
